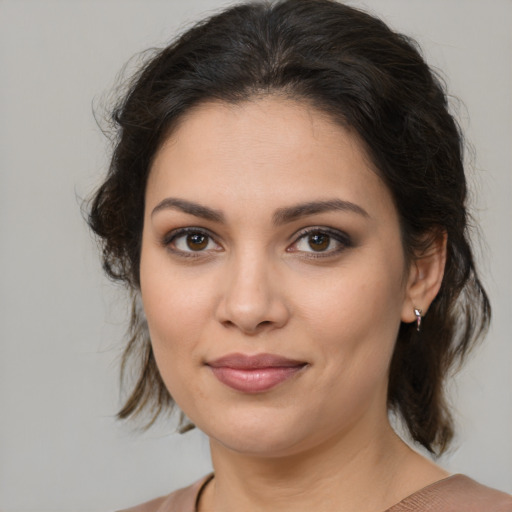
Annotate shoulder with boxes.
[117,474,213,512]
[389,474,512,512]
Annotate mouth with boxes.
[205,353,308,393]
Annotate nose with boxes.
[215,251,290,335]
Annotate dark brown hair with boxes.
[88,0,490,455]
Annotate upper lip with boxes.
[206,353,307,369]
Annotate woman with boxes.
[88,1,511,510]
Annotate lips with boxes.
[206,353,307,393]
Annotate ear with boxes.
[401,231,447,324]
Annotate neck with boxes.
[201,417,444,512]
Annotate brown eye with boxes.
[169,229,220,254]
[289,228,352,257]
[186,233,208,250]
[308,233,330,251]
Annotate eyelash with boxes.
[288,227,353,259]
[161,226,352,259]
[162,227,220,258]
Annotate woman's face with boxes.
[140,97,415,457]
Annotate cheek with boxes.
[140,239,213,330]
[139,250,213,390]
[295,258,406,388]
[141,284,207,411]
[142,282,206,352]
[298,266,405,340]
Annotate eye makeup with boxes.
[287,226,353,259]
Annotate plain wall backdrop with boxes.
[1,0,511,510]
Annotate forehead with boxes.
[155,96,372,171]
[147,97,395,222]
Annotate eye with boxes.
[164,228,221,255]
[288,228,351,256]
[301,232,332,252]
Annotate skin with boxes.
[140,97,448,512]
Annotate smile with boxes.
[206,353,308,393]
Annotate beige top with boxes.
[119,474,512,512]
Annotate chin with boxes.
[214,430,307,458]
[194,406,326,458]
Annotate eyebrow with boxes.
[151,197,225,223]
[151,197,368,224]
[272,199,369,225]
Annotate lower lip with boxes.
[208,366,305,393]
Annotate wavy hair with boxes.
[88,0,490,454]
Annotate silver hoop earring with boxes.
[414,308,423,332]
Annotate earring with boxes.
[414,308,423,332]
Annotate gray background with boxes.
[0,0,510,510]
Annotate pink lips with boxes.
[206,353,307,393]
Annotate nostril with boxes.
[221,318,274,333]
[215,285,290,333]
